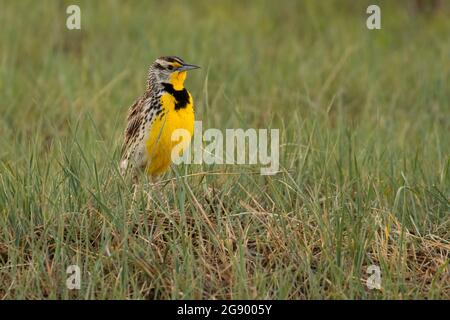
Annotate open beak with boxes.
[178,63,200,72]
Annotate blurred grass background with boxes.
[0,0,449,299]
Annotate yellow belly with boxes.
[145,93,194,175]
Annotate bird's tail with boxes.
[120,158,128,176]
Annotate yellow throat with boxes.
[169,70,187,90]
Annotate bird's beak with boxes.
[178,63,200,72]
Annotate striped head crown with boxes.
[147,56,199,89]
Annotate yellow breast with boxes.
[145,92,194,175]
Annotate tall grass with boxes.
[0,0,449,299]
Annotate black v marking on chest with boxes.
[162,83,190,110]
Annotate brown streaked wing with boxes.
[127,96,144,121]
[121,97,145,157]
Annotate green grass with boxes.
[0,0,449,299]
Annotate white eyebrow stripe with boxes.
[155,59,169,65]
[171,57,184,64]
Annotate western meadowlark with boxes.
[120,56,199,180]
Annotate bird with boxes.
[120,56,200,181]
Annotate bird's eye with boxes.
[167,65,174,70]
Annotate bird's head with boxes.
[148,56,200,90]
